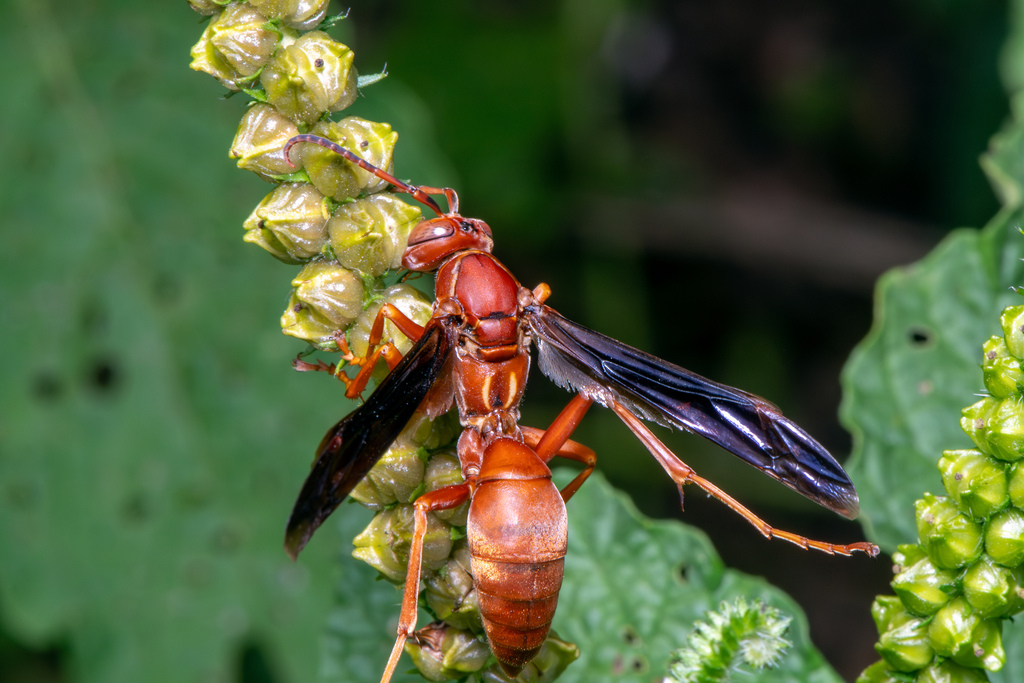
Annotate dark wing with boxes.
[525,305,859,519]
[285,318,457,558]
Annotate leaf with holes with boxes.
[840,104,1024,552]
[322,472,843,683]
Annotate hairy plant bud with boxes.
[423,545,480,631]
[914,660,990,683]
[280,261,362,347]
[927,597,1004,670]
[248,0,330,30]
[329,194,423,276]
[916,494,984,569]
[346,283,433,361]
[938,449,1008,520]
[405,621,491,682]
[875,606,933,672]
[963,556,1024,618]
[243,183,330,262]
[981,335,1024,398]
[260,31,357,125]
[352,505,452,583]
[230,104,300,179]
[984,508,1024,567]
[892,551,958,617]
[296,118,398,200]
[1000,305,1024,359]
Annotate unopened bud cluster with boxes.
[188,5,577,680]
[859,304,1024,683]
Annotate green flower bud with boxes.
[983,396,1024,462]
[961,397,999,457]
[914,660,990,683]
[856,660,900,683]
[260,31,357,125]
[243,183,330,262]
[280,261,362,347]
[424,451,468,525]
[938,449,1008,520]
[189,18,243,90]
[328,194,422,276]
[892,553,958,617]
[1008,461,1024,508]
[349,441,426,510]
[248,0,330,30]
[963,556,1024,618]
[875,608,933,672]
[352,505,453,583]
[208,3,283,78]
[870,595,906,634]
[916,494,984,569]
[188,0,229,16]
[928,597,1004,670]
[981,335,1024,398]
[1001,305,1024,359]
[984,508,1024,567]
[423,545,480,630]
[296,117,398,200]
[480,633,580,683]
[405,621,491,681]
[346,283,433,362]
[230,104,300,179]
[892,544,928,570]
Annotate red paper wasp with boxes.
[281,134,878,683]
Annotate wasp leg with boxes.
[522,394,596,503]
[608,401,878,557]
[336,303,427,400]
[380,482,473,683]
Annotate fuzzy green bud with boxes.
[938,449,1008,520]
[914,660,990,683]
[928,597,1004,670]
[423,545,480,630]
[963,556,1024,618]
[984,507,1024,567]
[243,183,330,262]
[328,194,422,276]
[352,505,453,583]
[280,261,362,347]
[916,494,984,569]
[296,118,398,201]
[1000,305,1024,359]
[230,104,301,179]
[346,283,433,361]
[260,31,357,125]
[248,0,330,30]
[981,335,1024,398]
[404,621,491,682]
[875,607,934,672]
[424,451,468,525]
[892,552,958,617]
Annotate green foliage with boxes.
[322,472,841,683]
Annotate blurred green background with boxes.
[0,0,1013,681]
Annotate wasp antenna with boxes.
[283,134,446,217]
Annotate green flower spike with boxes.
[230,103,301,179]
[260,31,358,125]
[243,182,331,263]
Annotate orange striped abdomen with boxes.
[467,474,568,677]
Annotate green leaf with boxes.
[840,107,1024,553]
[321,472,842,683]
